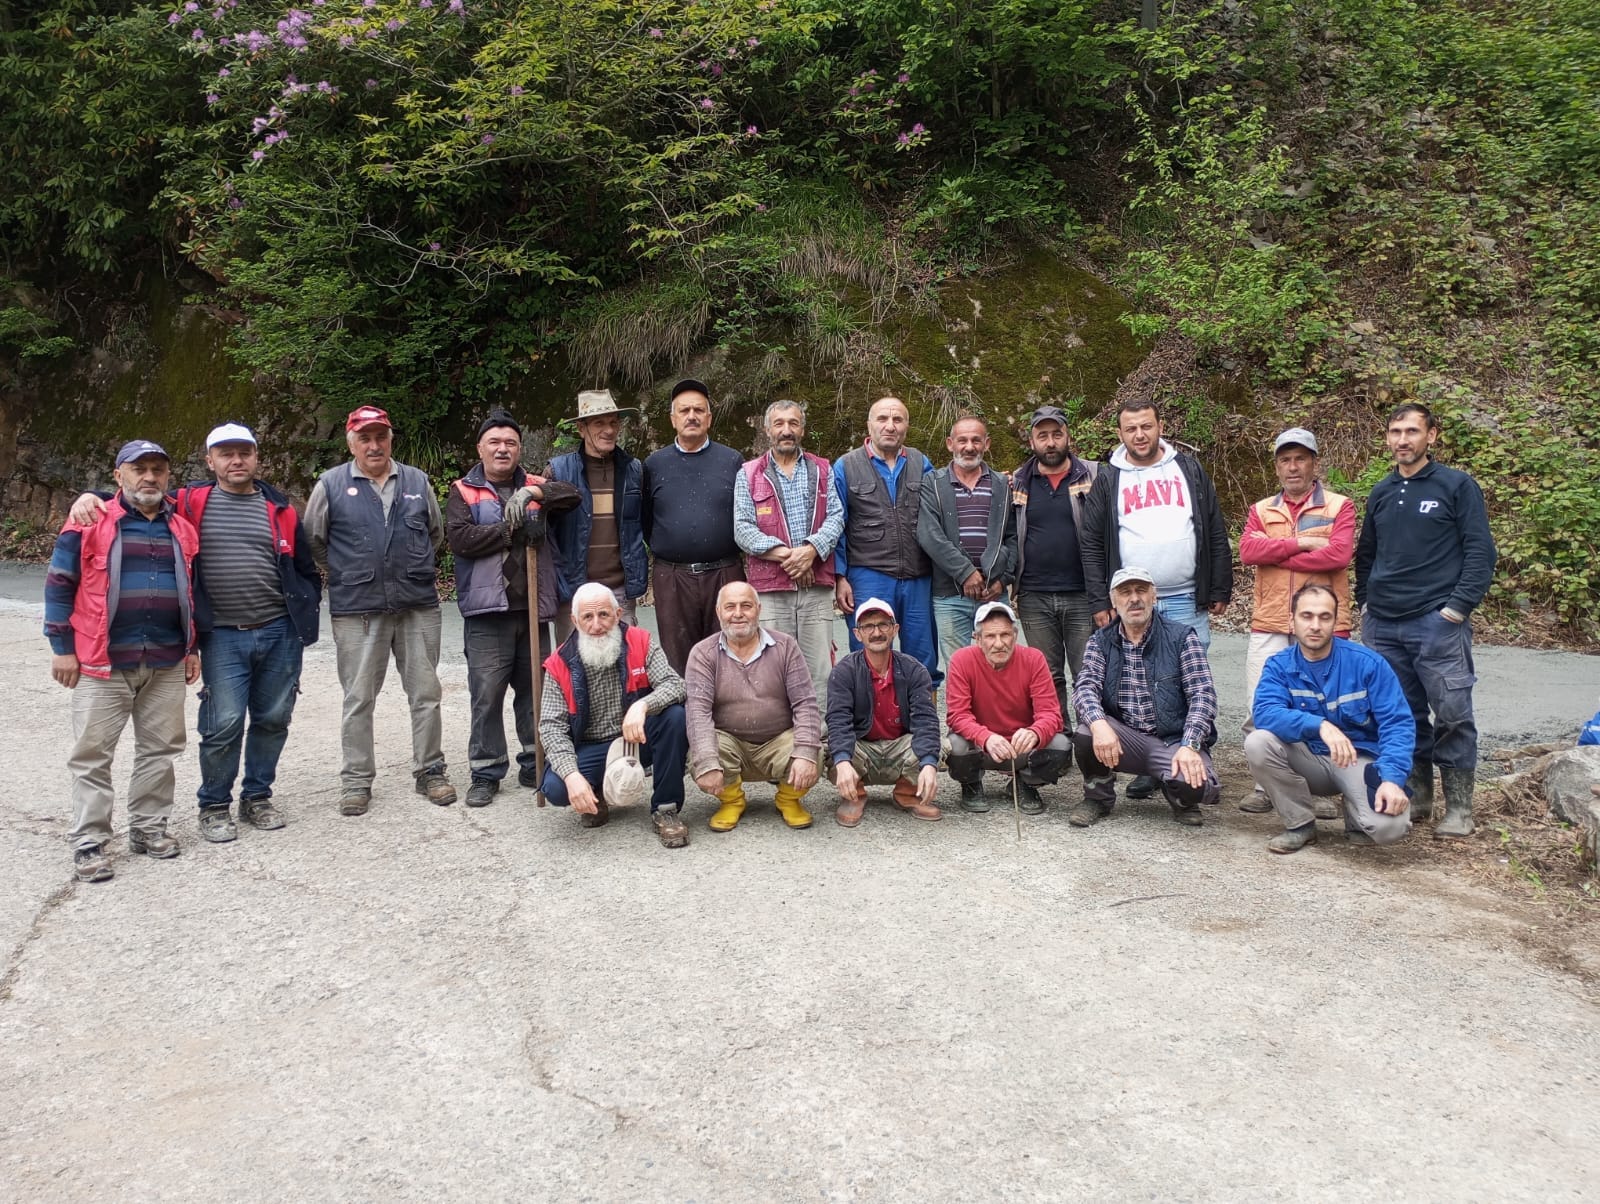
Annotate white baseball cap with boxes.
[973,600,1018,629]
[853,597,896,624]
[206,422,257,448]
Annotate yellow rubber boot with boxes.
[708,780,747,831]
[774,782,814,830]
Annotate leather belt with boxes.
[658,556,740,575]
[223,619,281,631]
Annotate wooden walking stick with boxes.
[1012,756,1022,841]
[525,543,546,806]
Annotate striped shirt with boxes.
[199,486,285,627]
[44,505,189,670]
[1074,623,1217,748]
[951,473,993,562]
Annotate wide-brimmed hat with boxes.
[574,390,637,422]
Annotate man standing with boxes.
[304,406,455,815]
[67,423,323,843]
[733,399,844,707]
[917,414,1016,672]
[46,440,201,882]
[832,397,939,681]
[447,411,579,807]
[546,390,648,642]
[944,601,1072,814]
[1009,405,1099,722]
[1236,427,1355,813]
[1070,567,1220,828]
[685,582,822,833]
[643,379,747,673]
[1246,584,1414,853]
[538,582,690,848]
[1355,403,1497,838]
[825,599,942,827]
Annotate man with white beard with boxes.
[537,581,690,847]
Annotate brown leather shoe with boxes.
[893,777,941,821]
[339,790,371,817]
[579,799,610,828]
[415,772,457,806]
[128,827,180,858]
[651,808,689,848]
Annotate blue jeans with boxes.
[845,568,939,685]
[196,616,303,809]
[1156,593,1211,651]
[541,704,688,812]
[932,594,979,672]
[1016,590,1095,723]
[1362,610,1478,768]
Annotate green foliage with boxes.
[0,305,75,359]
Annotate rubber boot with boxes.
[774,782,813,830]
[709,780,747,832]
[1405,759,1435,821]
[1435,766,1476,838]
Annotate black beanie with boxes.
[477,410,522,440]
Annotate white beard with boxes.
[576,626,624,673]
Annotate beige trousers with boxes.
[331,607,445,790]
[66,665,188,849]
[714,729,799,786]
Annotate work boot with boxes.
[958,780,989,813]
[1171,805,1204,827]
[774,783,814,830]
[579,798,610,828]
[1313,798,1342,821]
[1435,766,1477,838]
[708,781,747,832]
[73,844,114,883]
[1068,800,1108,828]
[465,779,498,808]
[893,776,942,821]
[128,826,180,859]
[1017,783,1046,815]
[199,807,238,843]
[517,765,540,789]
[339,790,371,817]
[415,771,457,806]
[1238,788,1273,814]
[239,797,285,830]
[1405,759,1435,821]
[1268,823,1318,854]
[1125,774,1157,799]
[652,807,689,848]
[835,786,867,828]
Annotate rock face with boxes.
[1543,746,1600,872]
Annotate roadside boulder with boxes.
[1543,746,1600,872]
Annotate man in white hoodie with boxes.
[1080,400,1232,798]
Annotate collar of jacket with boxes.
[463,460,526,490]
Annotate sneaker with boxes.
[199,807,238,843]
[239,797,285,830]
[465,779,498,808]
[73,844,114,883]
[339,790,371,817]
[415,771,457,807]
[1268,824,1318,854]
[1017,783,1046,815]
[1068,800,1108,828]
[652,808,689,848]
[1125,774,1157,800]
[958,781,989,813]
[128,827,180,859]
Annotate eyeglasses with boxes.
[855,621,895,635]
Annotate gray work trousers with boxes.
[331,607,445,791]
[1073,715,1219,810]
[66,664,188,850]
[1243,729,1411,843]
[756,585,835,713]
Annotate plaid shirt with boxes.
[1073,620,1216,748]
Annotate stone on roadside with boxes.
[1542,746,1600,873]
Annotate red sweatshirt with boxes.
[945,644,1063,746]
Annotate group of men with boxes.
[45,379,1496,878]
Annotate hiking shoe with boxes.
[1171,806,1204,827]
[958,781,989,813]
[1268,825,1318,854]
[73,844,114,883]
[465,779,498,808]
[339,790,371,817]
[128,827,180,859]
[199,807,238,843]
[1017,783,1046,815]
[652,808,689,848]
[1238,789,1274,814]
[579,799,611,829]
[1125,774,1157,799]
[1313,798,1342,821]
[239,797,285,830]
[1068,801,1108,828]
[415,772,457,806]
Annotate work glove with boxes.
[503,485,546,545]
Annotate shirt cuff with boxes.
[47,634,75,656]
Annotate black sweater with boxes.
[641,440,744,564]
[1355,459,1497,620]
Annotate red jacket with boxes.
[67,495,200,679]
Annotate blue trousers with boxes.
[846,568,939,685]
[541,704,688,812]
[932,594,978,672]
[1156,592,1211,652]
[1363,610,1479,768]
[196,616,303,809]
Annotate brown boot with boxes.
[893,776,941,821]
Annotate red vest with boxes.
[741,451,836,593]
[543,624,654,741]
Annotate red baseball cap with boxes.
[345,406,392,432]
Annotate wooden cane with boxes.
[526,540,546,806]
[1012,757,1022,841]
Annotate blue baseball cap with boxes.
[115,440,170,467]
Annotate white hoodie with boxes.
[1109,440,1196,596]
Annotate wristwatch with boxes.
[1183,738,1204,752]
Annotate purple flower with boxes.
[480,133,494,144]
[897,73,909,83]
[863,80,874,91]
[218,67,230,77]
[746,124,758,135]
[338,33,354,46]
[184,2,199,11]
[252,115,271,133]
[896,132,909,145]
[365,78,379,89]
[317,80,333,92]
[648,27,662,38]
[168,11,181,22]
[755,203,767,211]
[227,196,244,209]
[710,63,723,77]
[510,85,523,96]
[447,0,463,11]
[699,98,714,109]
[385,17,401,30]
[251,149,265,161]
[748,37,759,47]
[429,241,441,251]
[848,87,859,97]
[419,0,432,7]
[206,92,220,104]
[191,27,205,38]
[362,0,375,7]
[911,122,926,134]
